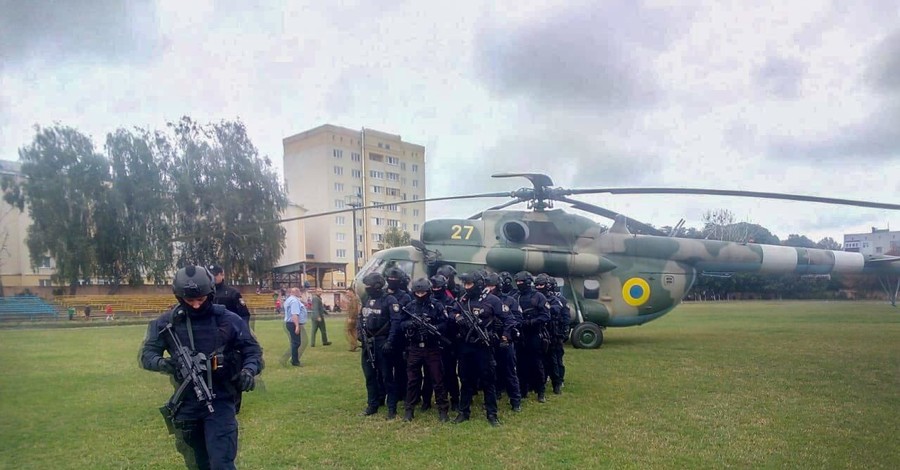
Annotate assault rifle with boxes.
[358,313,376,367]
[452,298,492,346]
[401,306,452,346]
[159,322,215,434]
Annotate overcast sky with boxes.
[2,0,899,242]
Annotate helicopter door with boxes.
[556,277,584,324]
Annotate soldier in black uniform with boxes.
[358,273,402,419]
[140,266,262,470]
[536,274,568,395]
[546,277,570,393]
[392,278,451,423]
[486,272,523,412]
[208,264,252,330]
[384,267,410,411]
[513,271,550,403]
[436,264,462,300]
[429,274,459,411]
[448,271,513,426]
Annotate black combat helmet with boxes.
[430,274,448,290]
[411,277,432,301]
[514,271,533,293]
[485,272,501,288]
[547,277,559,294]
[173,265,215,300]
[436,265,457,282]
[499,271,514,294]
[363,272,386,297]
[458,271,485,298]
[385,266,405,291]
[535,273,553,294]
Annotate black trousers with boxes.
[457,343,497,418]
[517,334,546,396]
[405,345,448,411]
[174,399,238,470]
[361,336,399,411]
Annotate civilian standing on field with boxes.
[282,287,308,367]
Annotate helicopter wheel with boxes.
[571,322,603,349]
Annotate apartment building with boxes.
[0,160,54,290]
[282,125,426,280]
[844,227,900,256]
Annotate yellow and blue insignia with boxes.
[622,278,651,306]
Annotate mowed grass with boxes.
[1,301,899,469]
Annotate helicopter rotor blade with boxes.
[562,188,900,211]
[467,198,524,220]
[557,196,667,236]
[492,172,554,189]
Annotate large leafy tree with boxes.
[378,227,412,250]
[168,117,286,282]
[18,125,110,293]
[98,128,174,286]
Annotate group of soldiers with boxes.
[357,265,571,426]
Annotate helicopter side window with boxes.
[358,257,386,278]
[583,279,600,300]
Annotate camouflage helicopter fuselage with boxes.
[355,209,900,347]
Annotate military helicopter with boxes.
[285,173,900,348]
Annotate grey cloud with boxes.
[752,56,806,99]
[768,101,900,161]
[474,0,694,110]
[0,0,161,68]
[867,28,900,93]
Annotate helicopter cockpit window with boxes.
[384,260,415,278]
[525,221,568,245]
[358,257,386,278]
[583,279,600,300]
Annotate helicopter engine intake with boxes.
[485,248,617,277]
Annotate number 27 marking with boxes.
[450,225,475,240]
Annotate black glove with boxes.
[239,369,256,392]
[382,341,393,353]
[455,314,466,325]
[400,320,413,330]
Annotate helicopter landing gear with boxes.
[570,322,603,349]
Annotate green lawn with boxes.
[1,301,898,469]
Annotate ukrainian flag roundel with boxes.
[622,278,651,306]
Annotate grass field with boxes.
[1,301,899,469]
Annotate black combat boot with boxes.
[386,408,397,420]
[439,409,450,423]
[403,408,414,422]
[450,398,459,412]
[511,402,522,412]
[420,400,432,412]
[360,406,378,416]
[452,413,469,424]
[552,384,562,395]
[487,415,500,427]
[537,393,546,403]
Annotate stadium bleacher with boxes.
[0,296,59,321]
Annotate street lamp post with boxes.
[345,191,363,276]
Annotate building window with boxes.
[385,187,399,197]
[387,156,399,165]
[334,182,344,192]
[387,219,399,227]
[336,232,346,241]
[369,170,384,179]
[412,179,418,187]
[378,143,383,148]
[384,204,398,212]
[371,185,384,194]
[335,199,346,209]
[351,169,362,178]
[40,256,51,268]
[413,224,419,232]
[412,164,418,172]
[371,217,384,226]
[372,233,384,242]
[336,249,347,258]
[369,152,384,162]
[413,209,419,217]
[333,149,343,159]
[386,172,400,181]
[334,166,343,176]
[351,152,361,162]
[412,194,420,201]
[336,215,346,225]
[357,219,363,228]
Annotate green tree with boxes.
[18,125,110,294]
[168,117,286,282]
[783,234,817,248]
[816,237,842,250]
[98,128,174,286]
[378,227,412,250]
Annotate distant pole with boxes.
[346,191,363,276]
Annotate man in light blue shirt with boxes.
[282,287,308,366]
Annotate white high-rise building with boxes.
[282,125,426,283]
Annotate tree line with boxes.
[2,118,286,294]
